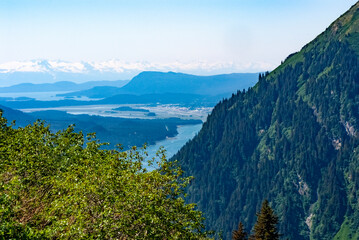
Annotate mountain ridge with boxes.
[58,71,258,99]
[0,80,129,93]
[120,71,258,95]
[173,2,359,239]
[272,2,359,77]
[0,60,262,87]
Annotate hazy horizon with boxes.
[1,0,357,84]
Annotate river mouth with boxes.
[143,124,203,170]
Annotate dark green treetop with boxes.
[232,222,248,240]
[251,200,280,240]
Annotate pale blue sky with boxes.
[0,0,357,73]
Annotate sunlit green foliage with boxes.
[0,113,211,239]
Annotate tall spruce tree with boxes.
[232,222,248,240]
[251,200,280,240]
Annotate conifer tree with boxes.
[232,222,248,240]
[251,199,280,240]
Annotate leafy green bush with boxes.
[0,112,211,239]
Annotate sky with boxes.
[0,0,358,76]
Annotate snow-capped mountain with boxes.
[0,60,135,87]
[0,60,273,87]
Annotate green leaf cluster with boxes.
[0,112,211,239]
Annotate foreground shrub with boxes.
[0,112,210,239]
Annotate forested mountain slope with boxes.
[173,2,359,239]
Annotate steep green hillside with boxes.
[173,2,359,239]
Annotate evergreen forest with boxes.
[173,2,359,239]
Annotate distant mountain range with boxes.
[120,72,258,95]
[0,59,264,87]
[0,80,129,93]
[0,70,259,149]
[0,71,259,108]
[58,71,258,99]
[0,60,133,86]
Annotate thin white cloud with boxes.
[0,59,275,75]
